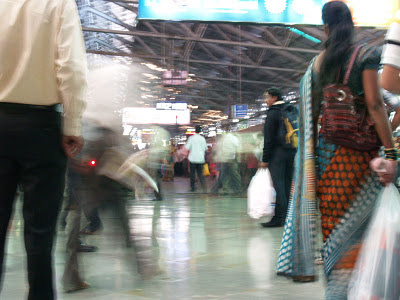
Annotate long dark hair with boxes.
[320,1,354,85]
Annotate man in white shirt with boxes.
[211,132,242,194]
[0,0,87,298]
[185,125,208,192]
[381,10,400,94]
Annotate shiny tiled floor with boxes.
[2,177,325,299]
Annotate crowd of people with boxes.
[1,0,400,299]
[140,125,264,196]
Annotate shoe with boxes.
[64,281,91,293]
[77,244,98,252]
[189,188,196,192]
[152,198,163,201]
[140,267,165,280]
[293,275,317,282]
[260,220,284,228]
[80,225,103,235]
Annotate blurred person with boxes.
[381,10,400,95]
[205,145,212,166]
[79,127,119,235]
[62,165,95,293]
[382,88,400,131]
[211,132,242,194]
[62,125,123,292]
[181,146,190,177]
[253,133,264,162]
[60,168,98,254]
[260,87,296,228]
[163,141,175,182]
[209,143,218,179]
[380,14,400,131]
[63,123,162,291]
[203,145,212,178]
[0,0,86,299]
[276,2,396,298]
[246,140,259,187]
[185,125,208,192]
[149,127,170,201]
[173,144,185,176]
[239,134,259,189]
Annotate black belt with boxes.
[0,102,62,112]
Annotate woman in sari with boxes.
[276,2,397,299]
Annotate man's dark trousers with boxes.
[0,104,67,300]
[190,163,205,191]
[268,147,296,224]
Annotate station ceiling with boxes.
[77,0,387,125]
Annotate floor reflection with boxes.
[2,178,325,299]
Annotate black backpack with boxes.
[278,103,299,149]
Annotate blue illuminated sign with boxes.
[233,104,248,118]
[138,0,326,25]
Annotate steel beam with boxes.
[194,76,299,88]
[85,50,306,74]
[218,24,307,65]
[82,27,321,54]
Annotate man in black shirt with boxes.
[259,88,296,227]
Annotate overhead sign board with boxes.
[138,0,399,27]
[232,104,248,118]
[123,107,191,125]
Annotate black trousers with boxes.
[190,163,205,190]
[268,147,296,223]
[0,104,67,300]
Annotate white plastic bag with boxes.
[348,183,400,300]
[247,168,276,219]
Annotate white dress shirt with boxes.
[0,0,87,136]
[185,133,207,164]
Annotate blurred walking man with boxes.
[185,125,208,192]
[0,0,87,298]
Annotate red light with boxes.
[89,160,96,166]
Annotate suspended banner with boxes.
[138,0,399,27]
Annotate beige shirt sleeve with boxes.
[56,0,87,136]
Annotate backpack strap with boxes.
[343,44,363,84]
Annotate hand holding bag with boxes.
[247,168,276,219]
